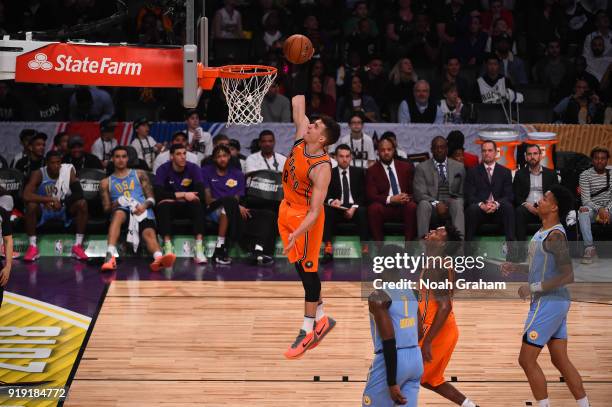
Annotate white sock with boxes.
[153,251,162,259]
[576,397,589,407]
[254,244,263,252]
[316,303,325,322]
[75,234,84,245]
[538,399,550,407]
[29,236,37,247]
[461,398,476,407]
[107,245,119,257]
[301,316,315,333]
[216,236,225,248]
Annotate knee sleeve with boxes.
[295,262,321,302]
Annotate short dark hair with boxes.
[378,135,397,150]
[318,115,341,147]
[335,144,351,155]
[172,131,188,142]
[259,130,275,140]
[481,139,497,150]
[53,131,68,146]
[213,144,231,157]
[485,53,500,63]
[442,82,457,95]
[446,130,465,147]
[111,146,129,156]
[213,134,230,145]
[45,150,63,161]
[548,184,574,226]
[170,144,186,154]
[590,146,610,159]
[184,109,199,119]
[29,132,48,145]
[444,222,463,256]
[431,135,447,148]
[348,111,366,123]
[525,144,541,153]
[381,131,397,141]
[229,138,241,150]
[19,129,37,142]
[445,55,460,65]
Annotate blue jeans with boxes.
[578,207,596,247]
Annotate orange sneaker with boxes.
[101,253,116,271]
[284,329,316,359]
[150,253,176,272]
[309,316,336,350]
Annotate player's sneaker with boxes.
[150,253,177,272]
[212,245,231,265]
[101,253,117,271]
[284,329,316,359]
[71,244,89,261]
[581,246,597,264]
[309,316,336,350]
[194,241,207,264]
[248,250,274,265]
[23,245,39,262]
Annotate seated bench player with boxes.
[22,150,89,261]
[99,146,177,272]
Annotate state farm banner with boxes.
[15,43,183,88]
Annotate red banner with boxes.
[15,43,183,88]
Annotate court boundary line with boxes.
[60,283,109,407]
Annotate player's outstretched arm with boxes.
[292,95,309,141]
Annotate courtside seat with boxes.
[80,168,109,233]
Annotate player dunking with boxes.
[419,224,479,407]
[279,95,340,359]
[502,185,590,407]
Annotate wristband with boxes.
[382,338,397,386]
[530,282,543,293]
[146,197,155,207]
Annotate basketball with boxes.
[283,34,314,64]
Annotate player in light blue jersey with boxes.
[99,146,176,272]
[502,185,590,407]
[362,245,423,407]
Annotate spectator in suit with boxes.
[578,147,612,264]
[464,140,515,243]
[513,144,559,259]
[366,135,417,242]
[398,80,444,124]
[414,136,465,239]
[322,144,369,263]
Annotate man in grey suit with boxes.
[414,136,466,239]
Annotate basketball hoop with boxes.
[199,64,277,126]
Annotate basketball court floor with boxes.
[1,257,611,406]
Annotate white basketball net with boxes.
[220,66,277,126]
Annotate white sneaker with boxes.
[581,246,597,264]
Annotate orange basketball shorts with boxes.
[419,322,459,387]
[278,199,325,272]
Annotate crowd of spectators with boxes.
[0,0,611,124]
[3,118,610,267]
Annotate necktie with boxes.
[341,170,351,207]
[388,165,400,195]
[438,163,447,183]
[487,166,494,201]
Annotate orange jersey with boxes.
[418,267,459,387]
[282,139,331,208]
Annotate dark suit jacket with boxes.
[512,166,558,206]
[326,166,366,206]
[465,163,513,206]
[366,160,415,205]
